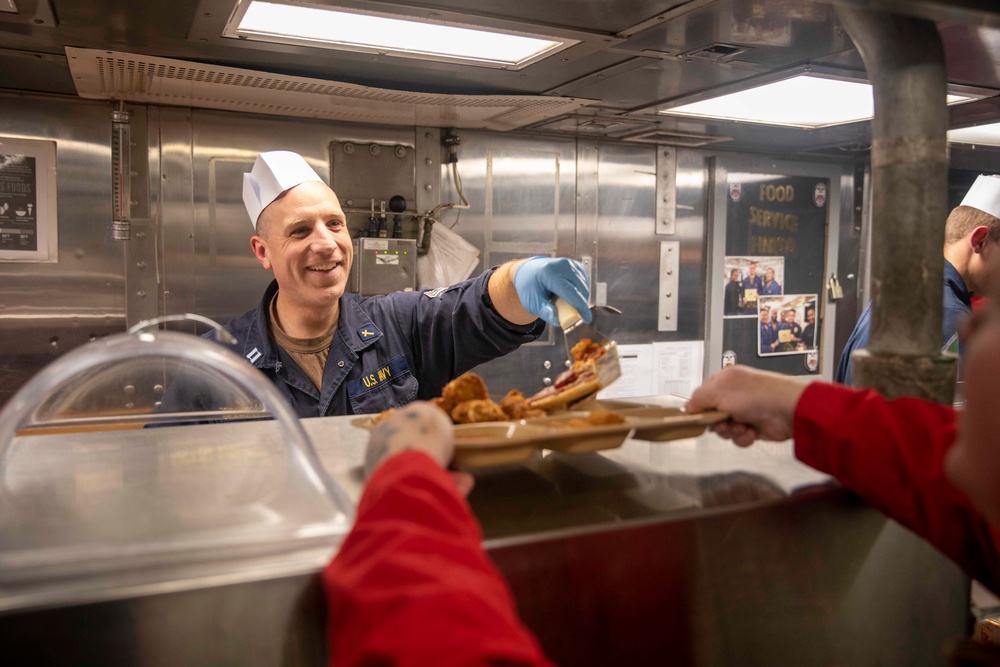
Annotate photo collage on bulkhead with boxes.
[723,255,817,356]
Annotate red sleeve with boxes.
[322,450,555,667]
[793,382,1000,590]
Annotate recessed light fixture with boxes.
[948,122,1000,147]
[225,1,574,69]
[659,74,978,129]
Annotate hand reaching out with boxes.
[364,402,474,496]
[686,366,808,447]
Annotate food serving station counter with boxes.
[0,329,970,665]
[0,397,969,666]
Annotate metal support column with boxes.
[835,7,957,403]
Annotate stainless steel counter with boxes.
[308,396,970,666]
[302,396,832,538]
[0,397,971,666]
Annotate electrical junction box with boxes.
[349,238,418,296]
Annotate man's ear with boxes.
[250,236,272,270]
[970,226,992,253]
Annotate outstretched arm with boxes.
[686,366,805,447]
[687,366,1000,591]
[488,256,591,327]
[324,403,555,667]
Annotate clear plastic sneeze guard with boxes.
[0,324,353,613]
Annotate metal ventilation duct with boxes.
[65,47,593,132]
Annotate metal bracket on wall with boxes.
[121,105,155,328]
[580,253,593,293]
[415,127,442,228]
[658,240,680,332]
[656,147,677,235]
[124,219,160,327]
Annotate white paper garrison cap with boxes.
[961,174,1000,220]
[242,151,324,230]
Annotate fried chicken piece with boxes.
[439,372,489,414]
[585,409,624,426]
[500,389,547,420]
[569,338,606,366]
[451,399,507,424]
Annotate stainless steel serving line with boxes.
[0,399,970,666]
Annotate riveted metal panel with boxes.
[0,93,124,408]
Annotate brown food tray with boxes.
[352,404,728,468]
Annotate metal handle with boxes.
[128,313,237,344]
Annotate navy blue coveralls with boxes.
[212,270,544,418]
[836,259,972,385]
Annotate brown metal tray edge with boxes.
[351,406,729,467]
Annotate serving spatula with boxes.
[553,298,622,397]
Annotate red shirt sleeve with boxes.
[322,450,555,667]
[793,382,1000,590]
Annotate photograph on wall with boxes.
[757,294,818,356]
[723,255,785,317]
[0,137,57,263]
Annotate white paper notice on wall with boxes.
[596,344,656,399]
[652,340,704,399]
[596,340,704,400]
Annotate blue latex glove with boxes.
[512,256,592,327]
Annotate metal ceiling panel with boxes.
[550,57,760,111]
[825,0,1000,27]
[614,0,852,62]
[0,0,990,156]
[938,23,1000,88]
[0,48,75,95]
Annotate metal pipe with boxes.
[111,107,131,241]
[835,6,957,402]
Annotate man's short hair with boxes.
[255,208,270,238]
[945,205,1000,245]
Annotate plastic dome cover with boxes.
[0,322,353,612]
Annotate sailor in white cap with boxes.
[243,150,325,233]
[838,173,1000,384]
[204,150,594,419]
[946,174,1000,297]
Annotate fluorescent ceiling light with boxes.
[231,1,570,69]
[660,74,976,129]
[948,122,1000,147]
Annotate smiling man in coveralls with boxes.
[218,150,591,418]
